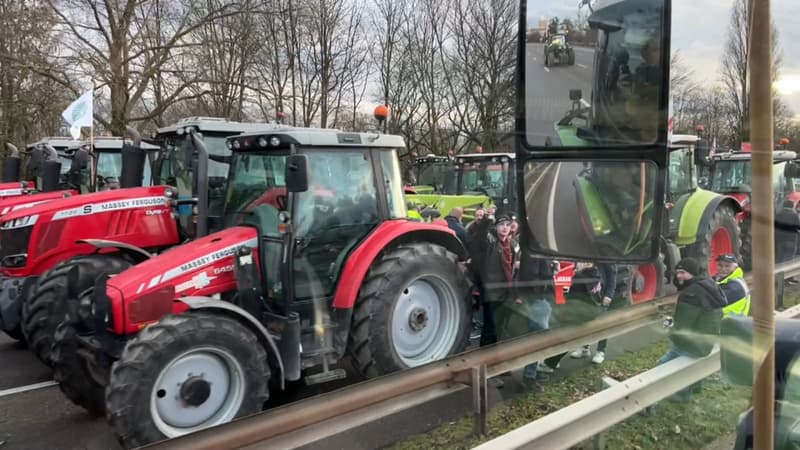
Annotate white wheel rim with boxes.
[150,346,245,438]
[391,276,461,367]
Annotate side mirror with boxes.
[72,148,89,171]
[3,143,21,183]
[569,89,583,101]
[286,154,309,193]
[694,139,710,167]
[27,147,45,179]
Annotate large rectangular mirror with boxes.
[521,0,670,148]
[522,159,657,260]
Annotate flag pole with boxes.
[89,80,95,186]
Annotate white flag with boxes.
[710,137,717,157]
[62,90,93,139]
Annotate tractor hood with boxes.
[0,186,172,226]
[0,190,78,216]
[0,181,31,198]
[105,226,259,334]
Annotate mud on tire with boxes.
[348,243,471,379]
[105,312,268,450]
[22,254,132,367]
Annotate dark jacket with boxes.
[467,218,518,302]
[671,276,726,357]
[516,250,556,298]
[445,215,468,244]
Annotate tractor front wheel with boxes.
[685,205,741,277]
[22,255,132,367]
[105,312,268,449]
[51,320,108,417]
[348,243,470,379]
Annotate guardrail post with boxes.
[590,376,619,450]
[776,271,785,309]
[472,364,488,436]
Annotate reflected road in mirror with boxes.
[525,42,594,147]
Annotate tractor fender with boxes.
[179,296,285,390]
[331,221,466,309]
[675,190,741,246]
[77,238,153,263]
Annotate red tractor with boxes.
[0,119,279,354]
[56,128,471,448]
[709,148,800,270]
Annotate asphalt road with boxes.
[524,43,595,146]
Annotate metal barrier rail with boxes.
[142,259,800,450]
[475,299,800,450]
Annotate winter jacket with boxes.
[445,215,468,244]
[466,218,518,303]
[516,250,556,298]
[671,276,726,358]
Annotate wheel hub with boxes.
[633,273,646,293]
[408,308,428,331]
[180,375,212,407]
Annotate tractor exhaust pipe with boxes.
[40,144,63,192]
[3,143,21,183]
[121,126,147,188]
[189,131,209,238]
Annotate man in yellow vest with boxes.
[714,254,750,317]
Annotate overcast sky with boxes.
[527,0,800,118]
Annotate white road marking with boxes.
[580,99,590,108]
[546,163,562,251]
[544,67,550,73]
[0,380,57,398]
[577,63,588,69]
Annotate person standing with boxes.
[569,263,620,364]
[714,254,750,318]
[444,207,468,244]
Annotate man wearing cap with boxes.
[658,257,727,400]
[715,254,750,317]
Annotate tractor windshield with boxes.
[457,159,508,200]
[711,161,752,193]
[94,151,153,188]
[223,152,288,224]
[668,149,695,195]
[416,160,455,193]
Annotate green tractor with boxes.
[544,34,576,67]
[404,154,455,195]
[405,152,516,223]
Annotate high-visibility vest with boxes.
[408,210,423,221]
[720,268,751,317]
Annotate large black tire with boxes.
[22,254,132,367]
[684,204,742,277]
[106,312,268,450]
[740,217,752,271]
[615,253,666,304]
[51,320,107,417]
[568,48,576,65]
[348,243,471,379]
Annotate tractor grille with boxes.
[0,226,32,260]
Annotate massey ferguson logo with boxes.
[52,196,166,220]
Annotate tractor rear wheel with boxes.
[740,218,752,271]
[348,243,470,379]
[51,320,108,417]
[22,254,132,367]
[616,254,666,304]
[684,205,741,277]
[106,312,268,449]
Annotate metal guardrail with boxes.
[143,259,800,450]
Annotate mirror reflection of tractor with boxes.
[572,135,742,303]
[709,149,800,270]
[544,34,576,67]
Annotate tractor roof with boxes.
[66,136,160,153]
[26,136,76,150]
[229,128,406,150]
[414,155,450,162]
[668,134,699,149]
[156,117,286,135]
[712,150,797,162]
[456,152,515,161]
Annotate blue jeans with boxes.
[657,346,702,399]
[523,298,553,380]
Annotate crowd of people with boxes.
[418,202,754,397]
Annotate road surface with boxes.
[524,43,595,147]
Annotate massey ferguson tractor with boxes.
[709,149,800,270]
[52,128,471,448]
[0,118,280,356]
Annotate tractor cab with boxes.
[152,117,287,237]
[710,149,799,214]
[408,155,455,195]
[62,136,161,193]
[454,152,516,209]
[667,134,701,201]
